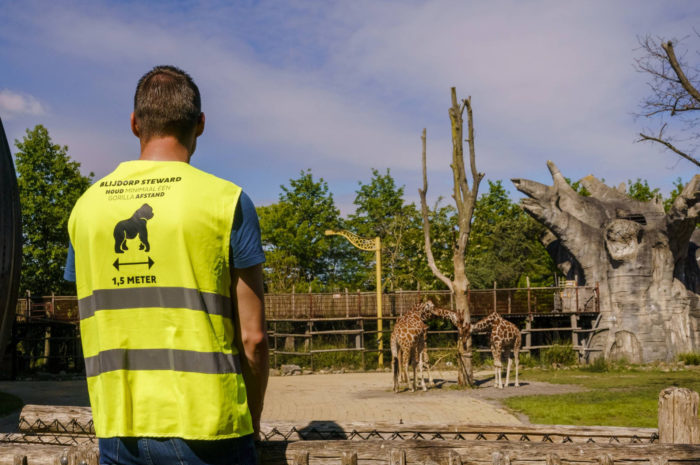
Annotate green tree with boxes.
[257,170,344,291]
[466,180,554,288]
[627,178,662,202]
[348,169,418,291]
[14,125,93,295]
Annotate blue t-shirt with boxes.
[64,191,265,281]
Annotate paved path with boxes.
[0,370,578,432]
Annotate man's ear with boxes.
[195,112,205,137]
[130,112,140,137]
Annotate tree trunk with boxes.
[419,88,483,386]
[512,162,700,362]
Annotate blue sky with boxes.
[1,0,699,213]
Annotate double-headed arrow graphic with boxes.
[113,257,154,271]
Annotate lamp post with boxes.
[325,230,384,368]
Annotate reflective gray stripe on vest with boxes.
[84,349,241,377]
[78,287,232,320]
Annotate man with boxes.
[65,65,268,464]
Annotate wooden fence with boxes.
[268,311,602,370]
[16,283,600,323]
[2,389,698,464]
[264,285,599,319]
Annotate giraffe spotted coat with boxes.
[390,300,434,392]
[472,311,521,388]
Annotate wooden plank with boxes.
[272,439,700,464]
[16,406,659,442]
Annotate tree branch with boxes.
[638,132,700,168]
[662,41,700,104]
[418,128,454,292]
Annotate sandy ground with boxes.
[0,370,584,432]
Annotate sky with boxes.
[1,0,699,214]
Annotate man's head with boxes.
[132,65,203,149]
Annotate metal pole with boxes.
[375,237,383,368]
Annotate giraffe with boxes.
[390,300,435,393]
[472,311,521,388]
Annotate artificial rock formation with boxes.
[512,161,700,362]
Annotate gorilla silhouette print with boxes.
[113,203,154,254]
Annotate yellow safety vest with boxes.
[68,160,252,439]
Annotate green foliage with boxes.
[581,356,609,372]
[347,169,426,290]
[466,181,555,288]
[14,125,92,296]
[258,170,345,291]
[539,344,578,366]
[664,177,685,212]
[626,178,662,202]
[564,177,591,196]
[518,352,538,368]
[678,352,700,365]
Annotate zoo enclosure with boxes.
[8,284,600,375]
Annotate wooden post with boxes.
[575,279,580,313]
[390,449,406,465]
[360,318,366,371]
[493,281,497,313]
[357,289,361,317]
[341,451,358,465]
[526,276,532,316]
[525,319,532,353]
[273,321,278,369]
[292,287,295,318]
[658,387,700,444]
[507,293,511,314]
[308,320,314,372]
[450,291,454,311]
[345,288,349,318]
[571,313,580,359]
[308,286,313,319]
[293,451,309,465]
[595,282,600,313]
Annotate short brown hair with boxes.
[134,65,201,141]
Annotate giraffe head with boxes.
[416,299,435,320]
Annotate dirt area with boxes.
[0,370,585,432]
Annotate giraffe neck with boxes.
[429,307,461,327]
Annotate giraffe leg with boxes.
[410,354,417,392]
[422,347,434,386]
[392,351,399,393]
[418,339,427,391]
[493,345,503,389]
[514,348,520,387]
[505,355,512,388]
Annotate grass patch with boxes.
[0,391,23,416]
[678,352,700,365]
[504,366,700,427]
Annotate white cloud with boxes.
[0,90,47,119]
[1,0,698,203]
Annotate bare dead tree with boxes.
[419,87,484,386]
[636,35,700,168]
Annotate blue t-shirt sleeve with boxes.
[231,191,266,269]
[64,241,76,282]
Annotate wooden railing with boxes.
[2,389,698,464]
[16,284,600,323]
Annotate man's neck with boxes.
[138,135,192,163]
